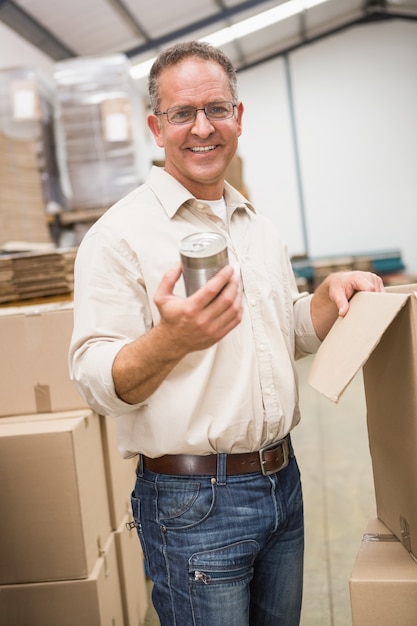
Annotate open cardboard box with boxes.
[308,284,417,557]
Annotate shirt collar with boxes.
[146,165,255,219]
[223,180,255,215]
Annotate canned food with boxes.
[179,232,229,296]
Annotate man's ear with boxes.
[147,114,164,148]
[235,101,244,138]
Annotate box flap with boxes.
[385,282,417,295]
[308,291,409,402]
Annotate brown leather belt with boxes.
[141,435,291,477]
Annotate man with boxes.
[69,41,383,625]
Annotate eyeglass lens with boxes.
[165,101,235,124]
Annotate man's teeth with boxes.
[190,146,216,152]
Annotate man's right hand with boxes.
[112,264,243,405]
[154,263,243,354]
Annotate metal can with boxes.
[179,232,229,296]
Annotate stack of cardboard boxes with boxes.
[0,301,148,625]
[291,249,411,293]
[0,67,64,247]
[309,283,417,625]
[0,247,76,304]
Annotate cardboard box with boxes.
[308,284,417,557]
[1,410,137,530]
[0,301,86,416]
[0,533,124,626]
[114,514,148,626]
[101,415,137,529]
[0,410,112,583]
[350,517,417,626]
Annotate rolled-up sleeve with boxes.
[293,292,321,357]
[69,227,148,416]
[284,251,321,357]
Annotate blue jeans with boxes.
[131,447,304,626]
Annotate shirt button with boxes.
[197,203,205,209]
[265,387,271,395]
[250,299,257,306]
[259,344,265,351]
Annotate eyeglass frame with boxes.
[155,101,237,125]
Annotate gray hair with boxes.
[148,41,238,113]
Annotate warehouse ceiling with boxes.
[1,0,417,75]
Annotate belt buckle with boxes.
[259,437,289,476]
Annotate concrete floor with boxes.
[144,355,375,625]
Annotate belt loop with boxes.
[136,454,144,477]
[216,453,227,486]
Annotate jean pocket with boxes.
[156,478,216,530]
[189,540,258,624]
[189,539,258,584]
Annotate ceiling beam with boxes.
[214,0,248,66]
[0,0,75,60]
[104,0,151,40]
[235,9,417,75]
[125,0,276,58]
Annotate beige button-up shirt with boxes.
[69,166,321,458]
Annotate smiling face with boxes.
[147,58,244,200]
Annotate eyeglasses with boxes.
[156,101,237,125]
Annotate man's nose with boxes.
[191,109,214,135]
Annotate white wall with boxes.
[238,19,417,273]
[237,57,306,255]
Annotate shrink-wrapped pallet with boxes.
[53,54,141,214]
[0,67,63,246]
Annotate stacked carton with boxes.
[0,301,148,625]
[349,517,417,626]
[53,54,141,215]
[308,283,417,625]
[291,249,411,292]
[0,247,76,304]
[0,67,63,247]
